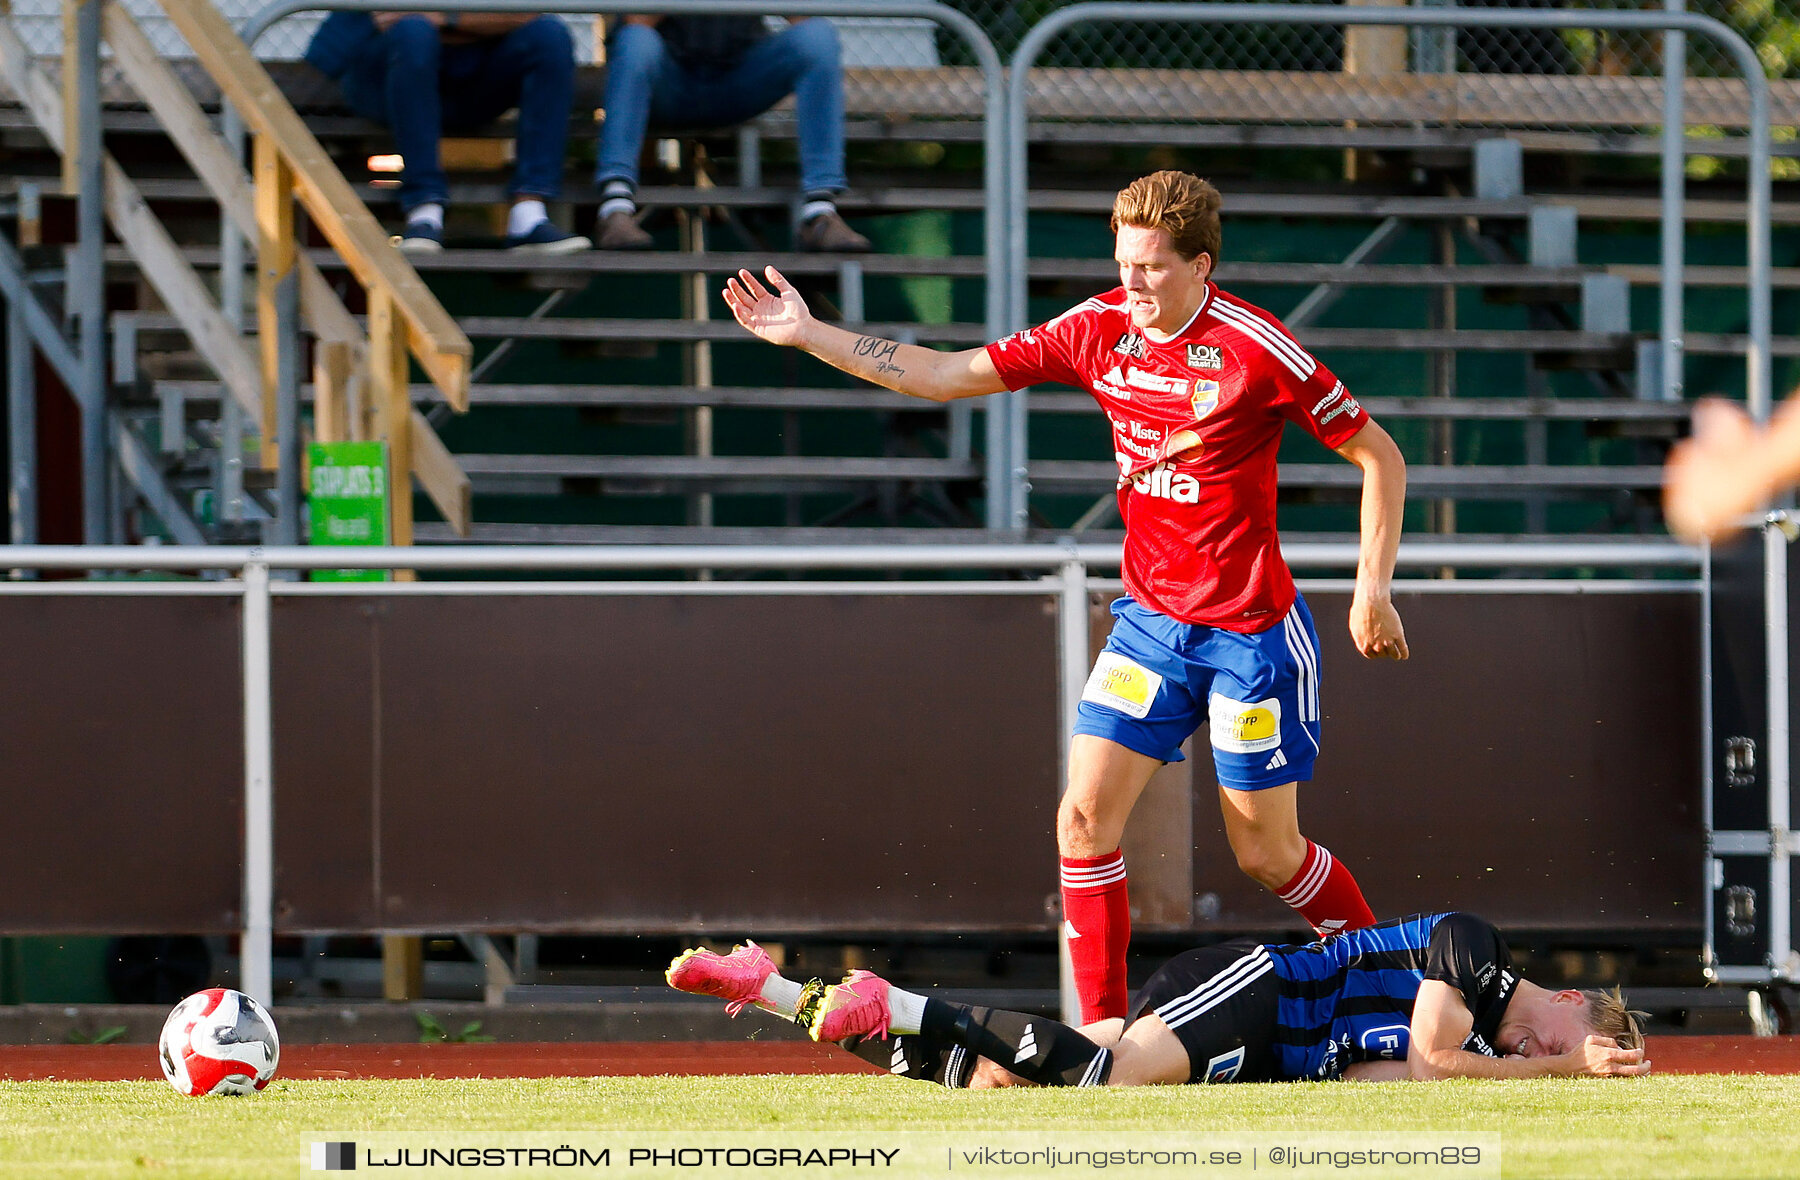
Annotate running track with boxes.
[1,1039,1796,1081]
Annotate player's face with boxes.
[1115,225,1211,336]
[1497,992,1590,1059]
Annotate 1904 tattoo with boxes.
[852,335,906,378]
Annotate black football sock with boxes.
[920,999,1113,1087]
[836,1032,974,1086]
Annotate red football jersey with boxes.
[986,283,1371,631]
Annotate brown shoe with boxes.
[596,208,653,250]
[797,210,872,253]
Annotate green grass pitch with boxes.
[2,1074,1798,1178]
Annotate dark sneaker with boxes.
[505,221,592,254]
[797,210,872,253]
[393,220,443,254]
[596,209,654,251]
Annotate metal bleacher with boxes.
[4,11,1791,547]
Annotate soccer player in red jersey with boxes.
[724,170,1410,1024]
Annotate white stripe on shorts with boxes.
[1282,611,1320,725]
[1154,946,1274,1031]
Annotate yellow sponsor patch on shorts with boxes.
[1208,693,1282,754]
[1082,653,1164,720]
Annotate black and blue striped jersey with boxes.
[1263,912,1518,1080]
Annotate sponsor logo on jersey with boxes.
[1311,380,1362,427]
[1478,962,1497,988]
[1464,1032,1499,1058]
[1123,369,1192,395]
[1203,1045,1246,1083]
[1186,343,1223,370]
[1095,366,1133,402]
[1209,694,1283,754]
[1082,653,1163,720]
[1359,1024,1410,1060]
[1130,464,1202,504]
[994,328,1037,352]
[1191,378,1220,420]
[1113,332,1147,359]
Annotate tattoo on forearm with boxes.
[850,335,906,380]
[852,335,900,361]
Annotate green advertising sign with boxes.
[308,440,391,582]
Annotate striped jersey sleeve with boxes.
[985,294,1116,392]
[1207,290,1369,449]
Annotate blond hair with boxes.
[1110,171,1223,265]
[1583,986,1648,1051]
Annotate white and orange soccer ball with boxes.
[157,988,280,1096]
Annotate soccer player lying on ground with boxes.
[724,169,1409,1030]
[666,914,1649,1087]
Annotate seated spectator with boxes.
[305,10,590,253]
[593,15,871,253]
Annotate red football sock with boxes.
[1061,851,1131,1024]
[1275,841,1376,937]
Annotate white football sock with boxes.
[407,202,444,230]
[888,986,927,1036]
[756,974,804,1018]
[507,199,548,237]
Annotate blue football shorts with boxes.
[1072,594,1324,791]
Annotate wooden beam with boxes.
[410,409,471,537]
[157,0,469,410]
[368,287,414,577]
[254,133,296,470]
[381,936,423,1002]
[313,339,353,444]
[0,14,263,425]
[104,3,362,358]
[59,0,77,195]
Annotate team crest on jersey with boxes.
[1190,378,1221,421]
[1113,333,1147,359]
[1186,343,1222,370]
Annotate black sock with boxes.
[920,998,1112,1087]
[837,1032,974,1087]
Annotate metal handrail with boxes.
[0,541,1700,572]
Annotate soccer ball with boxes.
[157,988,280,1096]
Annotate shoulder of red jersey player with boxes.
[1197,285,1322,382]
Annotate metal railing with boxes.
[239,0,1013,527]
[994,4,1772,531]
[0,538,1700,1006]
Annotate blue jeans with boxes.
[338,15,575,213]
[597,19,847,195]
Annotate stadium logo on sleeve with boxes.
[1208,694,1283,754]
[1082,654,1164,720]
[1113,333,1148,359]
[1185,343,1222,370]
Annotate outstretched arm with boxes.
[724,266,1008,403]
[1333,420,1408,660]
